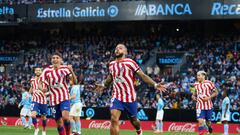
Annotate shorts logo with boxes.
[110,98,115,108]
[111,98,115,103]
[196,109,201,117]
[64,107,69,110]
[137,109,148,120]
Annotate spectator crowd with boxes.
[0,34,239,112]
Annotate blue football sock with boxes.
[156,121,160,130]
[224,124,229,134]
[28,117,32,127]
[159,121,163,131]
[71,120,76,132]
[76,120,81,133]
[21,117,27,126]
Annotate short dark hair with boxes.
[34,67,42,70]
[52,51,62,58]
[224,89,229,96]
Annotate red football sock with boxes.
[64,120,71,135]
[32,118,38,129]
[136,129,142,135]
[57,126,65,135]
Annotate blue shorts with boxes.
[52,100,70,120]
[196,109,213,121]
[31,102,48,115]
[110,98,138,118]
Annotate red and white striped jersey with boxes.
[109,58,141,103]
[194,80,215,110]
[30,77,47,104]
[40,65,71,106]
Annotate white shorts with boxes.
[221,114,230,121]
[20,108,31,117]
[156,110,164,120]
[70,102,83,117]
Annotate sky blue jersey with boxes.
[70,85,81,105]
[157,98,164,111]
[19,91,32,109]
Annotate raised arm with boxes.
[29,85,33,94]
[191,89,197,101]
[68,65,78,85]
[210,88,218,99]
[95,74,113,92]
[136,70,166,92]
[224,102,229,118]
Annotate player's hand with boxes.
[95,82,105,93]
[42,88,48,93]
[67,65,73,72]
[202,96,211,101]
[45,92,50,96]
[18,105,21,109]
[192,95,196,101]
[155,83,167,92]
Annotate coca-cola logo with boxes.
[1,117,8,126]
[168,123,196,132]
[88,121,111,129]
[15,118,23,126]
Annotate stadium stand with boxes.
[0,32,239,111]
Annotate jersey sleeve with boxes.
[130,60,141,73]
[108,62,114,76]
[64,67,71,76]
[226,98,230,104]
[208,81,215,90]
[20,93,27,106]
[40,68,49,86]
[30,80,33,87]
[72,87,78,95]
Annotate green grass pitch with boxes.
[0,126,235,135]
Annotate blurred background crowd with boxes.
[0,25,239,111]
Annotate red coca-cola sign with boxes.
[168,123,196,132]
[88,120,111,129]
[1,117,8,126]
[0,117,239,134]
[14,118,23,126]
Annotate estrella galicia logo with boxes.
[0,6,14,15]
[137,109,148,120]
[107,5,118,17]
[86,108,95,118]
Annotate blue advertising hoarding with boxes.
[1,0,240,22]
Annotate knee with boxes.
[62,115,69,121]
[75,117,80,121]
[41,115,46,120]
[111,115,119,124]
[56,119,63,126]
[198,119,204,125]
[129,117,138,122]
[206,121,211,126]
[69,116,73,121]
[62,117,69,121]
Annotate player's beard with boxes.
[115,53,124,59]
